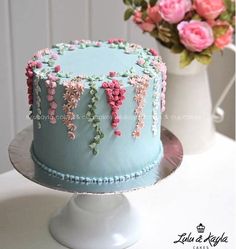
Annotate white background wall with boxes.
[0,0,235,174]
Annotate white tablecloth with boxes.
[0,133,235,249]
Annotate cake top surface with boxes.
[29,39,165,87]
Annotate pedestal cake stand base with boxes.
[9,126,183,249]
[49,194,140,249]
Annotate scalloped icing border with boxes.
[30,142,163,185]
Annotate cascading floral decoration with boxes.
[123,0,235,67]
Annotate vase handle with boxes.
[212,43,236,123]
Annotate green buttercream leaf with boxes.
[92,148,98,155]
[89,143,96,149]
[86,111,91,118]
[88,118,94,122]
[93,118,100,123]
[48,59,55,67]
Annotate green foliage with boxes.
[149,0,158,7]
[191,13,201,20]
[171,43,185,54]
[140,0,148,11]
[212,25,229,38]
[134,0,142,6]
[220,0,235,25]
[122,0,235,67]
[223,0,235,12]
[194,53,212,65]
[123,0,133,6]
[124,8,134,20]
[201,47,212,56]
[180,50,194,68]
[142,10,148,20]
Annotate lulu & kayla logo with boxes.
[173,223,228,248]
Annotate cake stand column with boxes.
[49,193,141,249]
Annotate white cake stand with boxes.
[8,126,183,249]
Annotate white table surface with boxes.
[0,133,235,249]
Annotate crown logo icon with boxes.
[197,223,205,233]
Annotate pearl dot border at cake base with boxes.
[30,143,163,185]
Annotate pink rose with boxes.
[214,21,234,49]
[157,0,192,24]
[194,0,225,20]
[177,21,214,52]
[133,11,155,32]
[148,5,162,24]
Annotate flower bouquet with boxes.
[123,0,235,67]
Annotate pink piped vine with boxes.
[102,79,126,136]
[63,81,84,140]
[25,60,43,118]
[152,59,167,112]
[129,75,150,138]
[46,73,58,124]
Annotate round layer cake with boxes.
[26,39,167,187]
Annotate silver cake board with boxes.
[8,126,183,249]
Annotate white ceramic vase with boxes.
[157,43,236,154]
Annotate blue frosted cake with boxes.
[26,39,167,190]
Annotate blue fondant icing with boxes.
[31,40,164,191]
[30,143,163,185]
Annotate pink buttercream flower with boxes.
[149,48,158,56]
[95,41,101,47]
[193,0,225,20]
[137,58,145,66]
[148,5,162,23]
[49,81,57,88]
[48,108,55,116]
[48,73,58,81]
[114,130,121,136]
[109,71,117,77]
[50,101,57,110]
[69,45,76,51]
[132,130,140,138]
[177,20,214,52]
[67,123,77,132]
[108,38,125,44]
[49,116,57,124]
[47,95,54,102]
[68,131,76,140]
[157,0,192,24]
[213,21,234,49]
[133,11,156,32]
[102,80,126,136]
[51,53,59,60]
[102,82,108,88]
[48,88,56,95]
[63,104,71,113]
[113,89,120,96]
[34,52,42,59]
[54,65,61,72]
[36,61,43,68]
